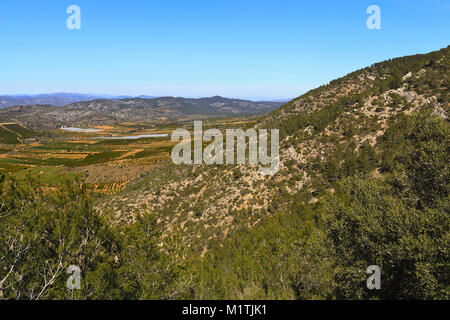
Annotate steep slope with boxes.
[97,46,449,257]
[2,46,448,301]
[0,96,282,130]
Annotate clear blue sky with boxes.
[0,0,449,100]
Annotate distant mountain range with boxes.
[0,95,283,129]
[0,93,288,109]
[0,93,160,108]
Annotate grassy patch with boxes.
[0,126,21,144]
[75,150,124,166]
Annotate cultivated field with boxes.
[0,117,256,193]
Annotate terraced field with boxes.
[0,117,256,192]
[0,123,41,143]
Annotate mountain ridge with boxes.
[0,93,118,108]
[0,96,283,129]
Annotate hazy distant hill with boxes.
[0,95,283,129]
[0,93,164,108]
[0,93,104,108]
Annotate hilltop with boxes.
[0,96,282,130]
[0,93,107,108]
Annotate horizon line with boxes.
[0,92,295,102]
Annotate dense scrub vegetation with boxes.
[1,112,447,299]
[183,113,449,300]
[0,175,181,299]
[1,47,448,300]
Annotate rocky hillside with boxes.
[96,46,449,258]
[2,46,447,300]
[0,96,282,130]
